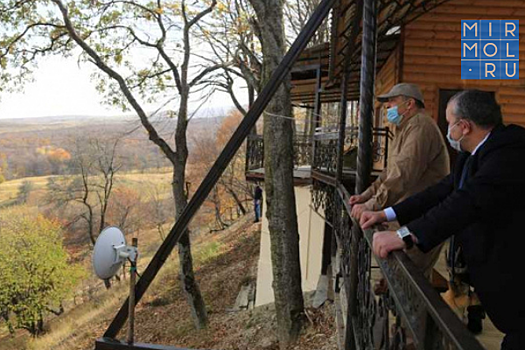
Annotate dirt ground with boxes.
[75,216,338,350]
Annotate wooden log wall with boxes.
[401,0,525,126]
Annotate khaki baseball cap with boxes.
[377,83,425,107]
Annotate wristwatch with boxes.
[396,226,414,249]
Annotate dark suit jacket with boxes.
[392,123,525,334]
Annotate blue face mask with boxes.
[387,106,403,125]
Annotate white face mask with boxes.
[446,121,464,152]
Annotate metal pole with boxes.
[355,0,377,195]
[336,61,349,183]
[127,238,138,344]
[311,66,322,167]
[348,1,377,349]
[333,2,366,350]
[336,0,363,184]
[313,66,322,130]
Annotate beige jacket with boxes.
[361,112,450,210]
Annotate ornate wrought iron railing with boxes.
[246,134,313,172]
[246,134,265,171]
[312,126,392,175]
[311,179,484,350]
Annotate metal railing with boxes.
[246,127,392,177]
[311,179,485,350]
[245,134,313,172]
[312,126,392,175]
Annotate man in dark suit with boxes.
[360,90,525,350]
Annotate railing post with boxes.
[348,0,377,348]
[355,0,377,195]
[336,60,349,184]
[334,1,365,349]
[311,66,323,168]
[127,238,138,345]
[314,66,323,130]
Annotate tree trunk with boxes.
[45,0,211,332]
[224,184,247,215]
[250,0,305,346]
[212,186,228,230]
[87,212,95,246]
[172,90,208,329]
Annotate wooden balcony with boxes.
[245,127,391,187]
[245,134,313,184]
[311,126,391,181]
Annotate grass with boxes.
[26,287,128,350]
[0,171,173,206]
[193,241,222,265]
[0,215,337,350]
[0,175,53,203]
[0,171,263,350]
[21,222,230,350]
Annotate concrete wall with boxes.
[255,185,325,306]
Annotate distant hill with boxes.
[0,113,227,180]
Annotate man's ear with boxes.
[462,120,472,135]
[403,98,412,111]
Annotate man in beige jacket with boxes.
[350,83,450,278]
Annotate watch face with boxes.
[397,226,410,238]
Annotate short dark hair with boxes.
[449,90,502,128]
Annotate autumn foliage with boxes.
[0,207,85,336]
[189,109,252,230]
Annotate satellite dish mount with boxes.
[92,227,139,344]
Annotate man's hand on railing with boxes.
[349,194,367,205]
[350,204,367,220]
[360,210,387,229]
[372,231,406,259]
[349,194,374,220]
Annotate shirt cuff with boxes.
[384,207,397,222]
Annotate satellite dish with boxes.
[93,226,136,280]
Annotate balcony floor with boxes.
[433,246,504,350]
[246,165,312,184]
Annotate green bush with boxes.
[0,207,85,336]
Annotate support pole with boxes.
[348,0,377,349]
[127,238,138,344]
[355,0,377,195]
[336,0,362,184]
[311,66,323,166]
[332,2,366,350]
[336,62,349,183]
[313,66,323,131]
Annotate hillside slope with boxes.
[0,215,336,350]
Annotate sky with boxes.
[0,54,245,120]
